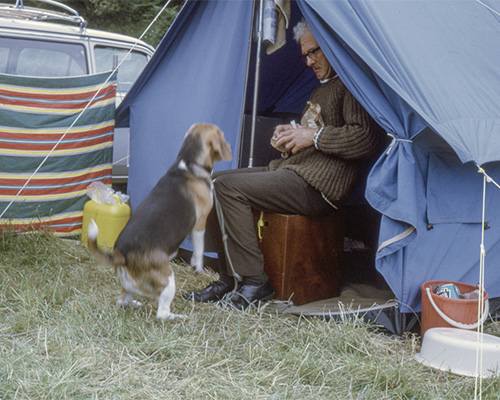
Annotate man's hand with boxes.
[271,124,316,155]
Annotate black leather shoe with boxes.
[224,281,274,310]
[182,280,233,302]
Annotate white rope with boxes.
[476,0,500,18]
[477,166,500,190]
[0,1,173,220]
[385,133,413,155]
[475,166,490,399]
[112,154,129,166]
[212,184,242,286]
[473,165,500,397]
[477,160,500,394]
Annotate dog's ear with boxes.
[210,129,232,161]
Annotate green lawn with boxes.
[1,231,499,399]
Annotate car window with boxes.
[0,47,8,73]
[94,46,148,95]
[0,37,87,77]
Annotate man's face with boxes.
[300,31,333,81]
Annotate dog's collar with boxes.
[178,159,212,180]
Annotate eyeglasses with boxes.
[300,46,322,63]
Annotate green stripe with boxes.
[0,149,112,173]
[0,71,117,89]
[0,104,115,129]
[0,196,88,219]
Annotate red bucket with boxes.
[420,280,488,337]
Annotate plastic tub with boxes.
[415,327,500,377]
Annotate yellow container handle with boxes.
[257,211,265,240]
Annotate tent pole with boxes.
[248,0,264,168]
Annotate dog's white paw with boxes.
[190,254,204,274]
[117,298,142,308]
[157,312,188,320]
[192,264,204,274]
[190,254,200,266]
[130,300,143,308]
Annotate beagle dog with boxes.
[87,123,232,319]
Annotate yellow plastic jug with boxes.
[81,195,131,251]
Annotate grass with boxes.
[1,230,500,399]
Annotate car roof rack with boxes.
[0,0,87,29]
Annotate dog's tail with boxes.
[87,219,125,266]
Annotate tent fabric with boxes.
[123,0,254,208]
[302,0,500,166]
[297,0,500,312]
[115,0,500,317]
[0,72,116,235]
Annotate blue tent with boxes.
[116,0,500,330]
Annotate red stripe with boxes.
[0,216,82,226]
[0,85,116,100]
[0,91,116,110]
[0,135,113,151]
[0,125,115,141]
[1,215,82,226]
[0,220,83,234]
[0,170,111,186]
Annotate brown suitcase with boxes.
[254,211,344,305]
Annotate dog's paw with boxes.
[117,298,143,308]
[190,257,204,274]
[190,255,203,272]
[192,265,204,274]
[157,312,188,320]
[130,300,143,308]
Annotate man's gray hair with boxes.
[293,18,312,43]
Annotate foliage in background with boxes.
[23,0,185,47]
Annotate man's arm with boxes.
[314,91,381,160]
[272,91,381,158]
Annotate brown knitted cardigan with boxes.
[269,76,382,205]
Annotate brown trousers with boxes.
[205,167,334,278]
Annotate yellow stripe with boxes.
[0,211,83,224]
[0,97,116,114]
[53,229,81,237]
[0,165,111,180]
[0,142,113,156]
[0,81,116,95]
[0,190,87,202]
[0,121,115,135]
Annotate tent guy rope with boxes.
[0,0,173,220]
[476,0,500,18]
[473,165,499,399]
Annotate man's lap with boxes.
[213,167,331,217]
